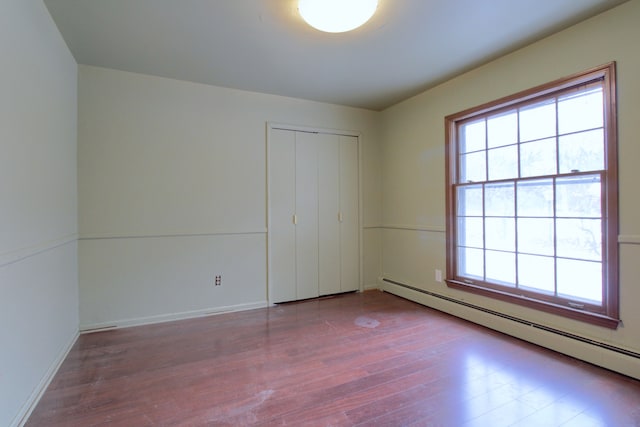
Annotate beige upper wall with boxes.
[78,65,382,237]
[1,0,78,257]
[380,0,640,368]
[383,0,640,233]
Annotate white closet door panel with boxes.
[269,129,296,303]
[295,132,319,300]
[318,134,341,295]
[340,136,360,292]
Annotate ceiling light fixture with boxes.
[298,0,379,33]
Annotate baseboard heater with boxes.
[382,278,640,360]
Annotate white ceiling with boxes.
[44,0,628,111]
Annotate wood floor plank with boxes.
[26,290,640,426]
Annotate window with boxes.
[445,63,619,328]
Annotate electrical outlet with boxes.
[215,275,222,286]
[435,269,443,283]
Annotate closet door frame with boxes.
[266,122,363,304]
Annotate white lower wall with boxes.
[79,234,267,329]
[0,243,79,427]
[362,228,382,289]
[382,228,446,288]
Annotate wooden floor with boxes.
[27,290,640,426]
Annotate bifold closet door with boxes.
[340,136,359,292]
[269,128,357,303]
[318,134,341,295]
[269,129,297,303]
[318,134,359,295]
[294,132,319,300]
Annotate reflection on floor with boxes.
[27,290,640,426]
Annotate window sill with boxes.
[446,279,620,329]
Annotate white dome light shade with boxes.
[299,0,379,33]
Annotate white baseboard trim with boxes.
[381,280,640,381]
[80,301,269,332]
[12,330,79,427]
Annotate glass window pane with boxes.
[485,217,515,251]
[517,179,554,217]
[460,119,486,153]
[518,218,554,256]
[487,110,517,148]
[518,254,555,294]
[460,151,486,183]
[556,218,602,261]
[557,258,602,303]
[558,129,604,173]
[556,175,601,218]
[520,137,557,178]
[558,87,603,135]
[485,182,514,216]
[457,217,483,248]
[486,250,515,286]
[488,145,518,181]
[458,247,484,280]
[520,100,556,142]
[457,185,483,216]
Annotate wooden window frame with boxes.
[444,63,619,329]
